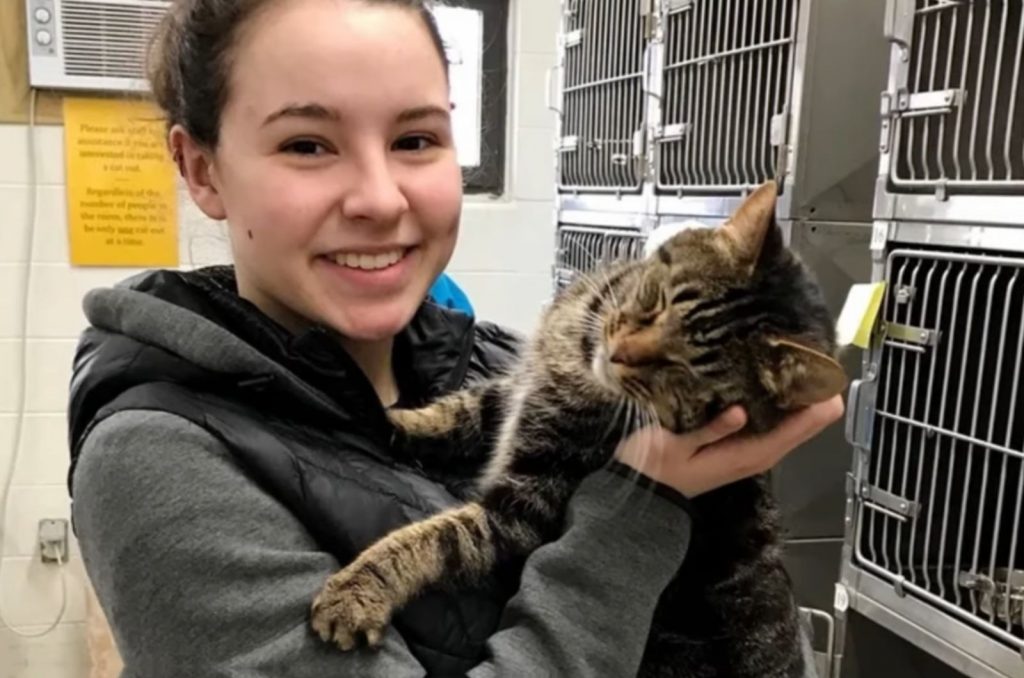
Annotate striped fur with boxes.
[311,182,846,677]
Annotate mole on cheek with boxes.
[248,230,254,240]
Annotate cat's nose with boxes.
[609,330,661,367]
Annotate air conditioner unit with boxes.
[25,0,170,93]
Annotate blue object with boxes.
[428,273,474,317]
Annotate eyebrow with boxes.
[263,103,340,126]
[262,102,450,127]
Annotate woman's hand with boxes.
[614,396,845,498]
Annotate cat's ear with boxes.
[721,181,778,270]
[760,337,848,409]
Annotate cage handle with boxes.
[845,378,864,447]
[546,65,562,115]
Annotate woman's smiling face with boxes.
[179,0,462,340]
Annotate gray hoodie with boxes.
[69,270,697,678]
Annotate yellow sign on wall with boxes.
[63,97,179,267]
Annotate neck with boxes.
[340,336,399,407]
[236,273,399,406]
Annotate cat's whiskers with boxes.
[563,241,623,310]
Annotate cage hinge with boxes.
[883,322,940,347]
[559,135,579,153]
[860,483,920,521]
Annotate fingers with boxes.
[690,396,845,480]
[760,396,845,454]
[682,405,748,450]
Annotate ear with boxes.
[169,124,226,221]
[760,337,848,409]
[721,180,778,270]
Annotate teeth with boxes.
[333,249,405,270]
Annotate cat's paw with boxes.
[310,566,394,652]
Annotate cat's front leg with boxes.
[388,376,511,470]
[310,502,497,651]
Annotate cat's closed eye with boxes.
[671,287,702,305]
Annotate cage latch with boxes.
[859,483,920,521]
[655,122,691,144]
[958,569,1024,624]
[883,322,940,347]
[665,0,694,14]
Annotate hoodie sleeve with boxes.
[72,410,692,678]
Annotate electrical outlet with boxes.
[38,518,69,563]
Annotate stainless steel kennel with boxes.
[839,2,1024,677]
[551,0,1024,677]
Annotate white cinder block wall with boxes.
[0,0,558,673]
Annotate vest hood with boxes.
[68,265,522,490]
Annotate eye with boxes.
[671,287,702,305]
[393,134,437,152]
[281,139,330,156]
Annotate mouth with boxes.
[325,247,412,271]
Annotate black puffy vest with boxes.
[67,267,525,675]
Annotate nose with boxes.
[341,152,410,226]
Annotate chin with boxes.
[325,299,422,343]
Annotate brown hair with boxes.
[147,0,448,149]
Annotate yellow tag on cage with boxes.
[835,282,886,349]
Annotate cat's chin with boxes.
[589,344,620,393]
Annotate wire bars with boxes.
[555,226,646,289]
[856,248,1024,653]
[656,0,799,194]
[558,0,648,192]
[890,0,1024,193]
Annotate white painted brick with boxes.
[27,265,146,339]
[456,272,553,334]
[23,340,78,414]
[0,621,89,678]
[0,126,32,185]
[514,51,558,131]
[0,184,73,265]
[31,186,72,265]
[511,126,557,202]
[515,0,561,54]
[453,201,555,274]
[0,265,25,339]
[0,555,87,628]
[0,185,30,265]
[33,126,67,186]
[0,125,66,186]
[0,416,13,495]
[179,198,231,269]
[0,340,26,414]
[9,414,70,487]
[2,486,73,558]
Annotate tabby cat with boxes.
[310,181,847,677]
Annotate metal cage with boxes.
[553,0,891,225]
[655,0,799,195]
[841,241,1024,677]
[554,224,646,290]
[556,0,649,194]
[875,0,1024,226]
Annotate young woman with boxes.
[67,1,844,675]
